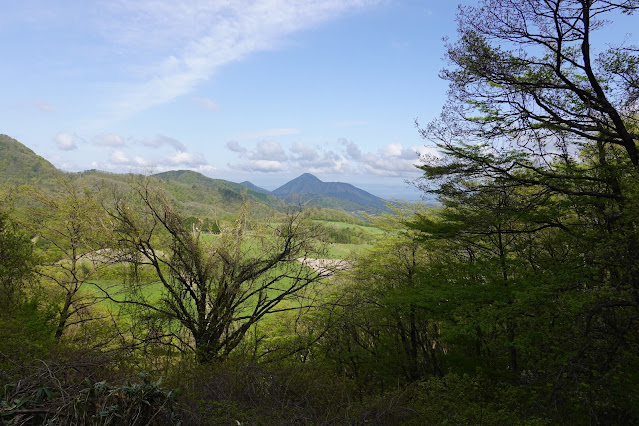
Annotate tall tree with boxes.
[21,178,110,339]
[417,0,639,325]
[106,178,327,363]
[313,203,445,390]
[421,0,638,200]
[414,1,639,420]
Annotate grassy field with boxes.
[324,242,372,258]
[194,219,383,260]
[312,219,385,234]
[73,218,380,348]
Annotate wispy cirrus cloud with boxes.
[95,0,381,121]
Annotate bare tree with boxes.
[105,178,328,363]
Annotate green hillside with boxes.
[152,170,289,219]
[239,180,271,195]
[0,136,371,223]
[0,134,61,185]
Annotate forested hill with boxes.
[0,134,61,184]
[239,181,271,195]
[152,169,289,217]
[272,173,390,213]
[0,136,391,217]
[0,137,287,219]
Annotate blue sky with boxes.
[2,1,634,200]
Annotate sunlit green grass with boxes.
[312,219,385,236]
[324,243,372,259]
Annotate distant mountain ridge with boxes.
[239,181,271,195]
[0,135,389,217]
[272,173,389,213]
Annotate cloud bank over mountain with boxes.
[226,138,438,177]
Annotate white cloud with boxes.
[225,138,436,178]
[140,135,187,151]
[242,160,286,173]
[167,151,208,167]
[227,139,436,178]
[253,141,287,161]
[102,131,211,171]
[381,142,403,157]
[287,141,349,173]
[290,141,318,161]
[110,150,130,165]
[226,140,246,153]
[305,151,350,174]
[93,133,126,147]
[107,148,209,171]
[360,143,439,176]
[339,138,362,160]
[54,133,79,151]
[97,0,381,121]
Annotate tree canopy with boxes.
[420,0,639,201]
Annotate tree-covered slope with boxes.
[0,136,370,221]
[152,170,288,219]
[0,134,61,185]
[239,181,271,195]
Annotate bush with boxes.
[1,364,179,426]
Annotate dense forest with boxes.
[2,1,639,424]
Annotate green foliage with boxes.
[69,374,179,425]
[0,300,57,377]
[314,220,381,245]
[0,210,37,313]
[307,206,368,224]
[0,134,61,186]
[405,373,550,425]
[311,205,442,390]
[153,169,288,220]
[183,216,220,234]
[18,178,112,340]
[399,2,639,422]
[3,23,639,413]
